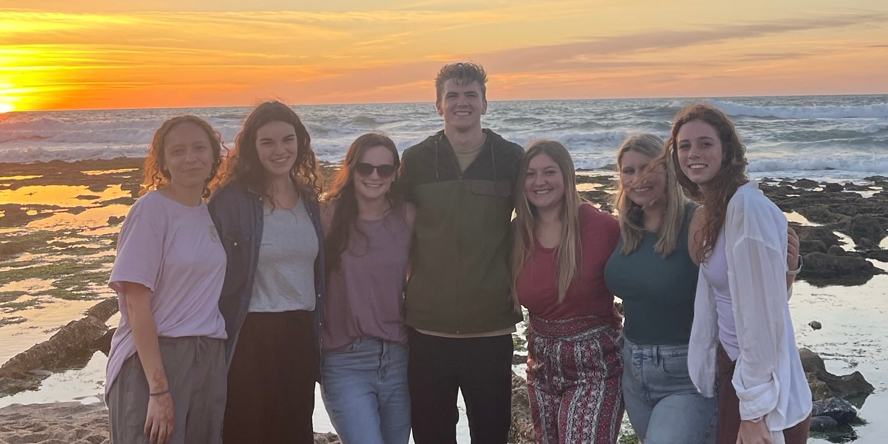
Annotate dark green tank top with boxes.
[604,203,699,345]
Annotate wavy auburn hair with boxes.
[665,103,748,262]
[511,140,583,307]
[614,134,690,257]
[323,133,403,272]
[141,115,225,198]
[213,101,319,201]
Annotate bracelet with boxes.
[149,389,170,397]
[787,255,804,276]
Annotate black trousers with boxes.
[223,311,318,444]
[407,329,514,444]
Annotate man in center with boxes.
[400,62,524,443]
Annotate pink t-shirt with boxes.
[516,204,622,328]
[105,191,227,395]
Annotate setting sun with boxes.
[0,104,13,113]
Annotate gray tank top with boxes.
[322,205,411,352]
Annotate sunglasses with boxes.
[355,162,396,179]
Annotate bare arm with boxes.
[123,281,174,444]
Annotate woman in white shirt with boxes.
[665,103,812,444]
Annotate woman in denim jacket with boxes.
[208,101,325,444]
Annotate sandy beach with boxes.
[1,158,886,443]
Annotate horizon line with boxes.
[7,92,888,114]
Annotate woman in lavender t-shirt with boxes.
[106,116,228,444]
[319,133,415,444]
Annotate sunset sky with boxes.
[1,0,887,111]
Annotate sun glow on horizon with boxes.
[0,1,887,111]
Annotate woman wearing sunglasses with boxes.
[319,133,415,444]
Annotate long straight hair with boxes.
[323,133,402,272]
[512,140,583,306]
[665,103,748,262]
[614,134,690,257]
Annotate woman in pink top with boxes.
[106,116,228,444]
[512,140,623,444]
[319,133,415,444]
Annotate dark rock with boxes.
[848,215,886,245]
[93,328,115,356]
[0,316,107,379]
[313,432,342,443]
[856,238,879,250]
[809,321,822,330]
[864,175,888,182]
[107,215,125,225]
[800,348,875,402]
[510,372,534,444]
[863,249,888,262]
[812,397,857,424]
[827,245,846,256]
[810,415,839,432]
[794,179,819,189]
[800,240,827,254]
[614,301,624,316]
[69,206,86,215]
[0,239,40,258]
[87,183,108,193]
[824,183,844,192]
[796,226,841,250]
[512,353,527,365]
[0,207,40,227]
[799,206,842,224]
[799,252,882,286]
[84,297,119,322]
[75,194,101,200]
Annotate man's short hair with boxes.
[435,62,488,102]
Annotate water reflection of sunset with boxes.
[0,185,129,207]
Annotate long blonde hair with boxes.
[614,134,690,257]
[512,140,583,307]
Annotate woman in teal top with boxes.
[604,134,717,444]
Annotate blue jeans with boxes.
[321,337,411,444]
[621,338,717,444]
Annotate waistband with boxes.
[622,337,689,362]
[528,314,616,338]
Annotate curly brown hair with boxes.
[140,115,225,198]
[666,103,748,262]
[213,101,319,200]
[324,133,402,272]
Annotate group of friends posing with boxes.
[105,62,813,444]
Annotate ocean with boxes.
[2,95,887,181]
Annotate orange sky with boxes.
[1,0,887,111]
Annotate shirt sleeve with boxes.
[109,201,164,296]
[725,193,788,420]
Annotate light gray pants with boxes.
[108,336,226,444]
